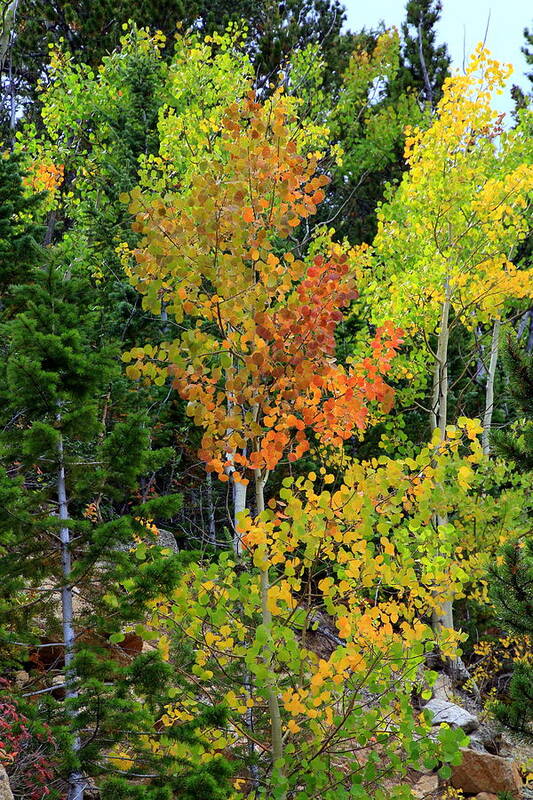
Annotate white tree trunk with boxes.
[57,430,85,800]
[0,0,18,70]
[206,472,216,546]
[482,319,501,455]
[431,290,454,634]
[232,477,247,555]
[431,293,450,438]
[254,470,284,788]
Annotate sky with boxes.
[343,0,531,119]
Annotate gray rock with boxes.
[13,670,29,688]
[0,767,14,800]
[156,528,179,553]
[469,723,513,756]
[431,673,454,701]
[423,698,479,733]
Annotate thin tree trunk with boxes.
[206,472,216,546]
[255,469,284,792]
[160,301,169,336]
[57,428,85,800]
[434,291,450,438]
[417,19,434,110]
[224,390,247,554]
[482,318,501,455]
[232,477,247,555]
[429,286,470,683]
[0,0,18,71]
[430,292,450,434]
[431,288,454,633]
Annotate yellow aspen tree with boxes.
[362,46,532,639]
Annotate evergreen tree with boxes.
[0,152,45,293]
[511,27,533,119]
[392,0,450,108]
[489,538,533,740]
[491,336,533,472]
[488,336,533,740]
[0,157,230,798]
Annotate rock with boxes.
[468,724,513,756]
[431,673,455,702]
[0,767,14,800]
[423,698,479,733]
[474,793,499,800]
[412,773,439,798]
[451,748,522,797]
[156,528,178,553]
[468,733,489,752]
[448,656,471,687]
[13,669,29,687]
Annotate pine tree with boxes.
[0,157,229,797]
[487,336,533,740]
[0,152,45,293]
[511,27,533,115]
[491,336,533,472]
[393,0,451,108]
[489,538,533,740]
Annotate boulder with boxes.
[474,793,499,800]
[468,724,513,756]
[431,673,455,702]
[423,698,479,733]
[13,670,29,688]
[156,528,178,553]
[451,748,522,797]
[412,773,439,798]
[0,767,14,800]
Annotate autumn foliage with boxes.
[122,92,402,485]
[1,12,532,800]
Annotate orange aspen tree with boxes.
[120,90,402,784]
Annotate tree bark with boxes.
[0,0,18,71]
[417,19,434,110]
[232,477,247,555]
[482,318,501,455]
[57,428,85,800]
[430,287,454,635]
[255,469,284,791]
[206,472,216,546]
[431,290,450,439]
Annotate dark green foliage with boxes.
[0,152,45,292]
[491,335,533,472]
[0,159,227,794]
[488,336,532,739]
[492,660,533,738]
[393,0,450,107]
[511,27,533,115]
[489,537,533,642]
